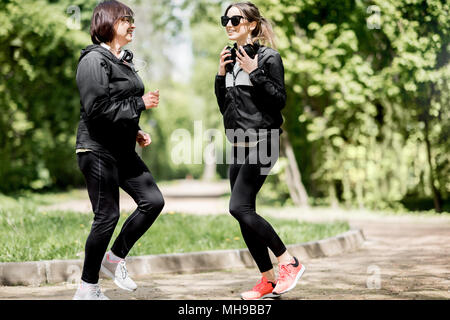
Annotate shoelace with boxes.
[278,263,293,281]
[252,278,264,291]
[89,284,103,298]
[118,260,128,280]
[252,278,271,292]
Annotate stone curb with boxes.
[0,229,365,286]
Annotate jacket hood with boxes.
[79,44,133,63]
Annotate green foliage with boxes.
[256,0,449,210]
[137,1,231,181]
[257,158,293,207]
[0,0,96,192]
[1,0,448,213]
[138,79,205,180]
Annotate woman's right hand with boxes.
[142,89,159,109]
[218,46,233,76]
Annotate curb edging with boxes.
[0,229,365,286]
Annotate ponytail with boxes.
[252,17,276,49]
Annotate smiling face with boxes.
[224,6,257,45]
[113,16,135,46]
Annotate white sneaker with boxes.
[100,252,137,292]
[73,281,109,300]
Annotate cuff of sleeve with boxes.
[249,68,265,84]
[216,74,226,82]
[215,75,226,90]
[249,67,264,78]
[136,96,146,112]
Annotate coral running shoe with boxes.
[273,256,305,295]
[240,276,280,300]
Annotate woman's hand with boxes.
[142,89,159,109]
[136,130,151,148]
[218,46,234,76]
[236,46,258,74]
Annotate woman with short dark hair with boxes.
[73,0,164,300]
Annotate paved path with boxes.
[1,204,449,299]
[40,180,230,215]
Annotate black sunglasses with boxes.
[120,15,135,25]
[221,15,245,27]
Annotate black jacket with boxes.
[75,44,146,157]
[214,45,286,141]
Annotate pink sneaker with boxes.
[273,256,305,295]
[240,276,280,300]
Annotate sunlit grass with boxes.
[0,199,349,262]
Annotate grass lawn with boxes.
[0,195,349,262]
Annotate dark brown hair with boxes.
[90,0,134,45]
[224,1,276,48]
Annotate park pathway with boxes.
[1,181,449,299]
[39,179,230,215]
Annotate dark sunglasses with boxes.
[120,15,135,25]
[221,15,245,27]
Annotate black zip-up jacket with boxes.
[214,45,286,141]
[75,44,146,157]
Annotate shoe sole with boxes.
[273,264,306,295]
[73,295,110,300]
[240,292,281,300]
[100,265,137,292]
[73,290,110,300]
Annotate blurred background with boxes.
[0,0,448,213]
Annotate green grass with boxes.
[0,199,349,262]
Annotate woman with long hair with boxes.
[73,0,164,300]
[215,2,305,300]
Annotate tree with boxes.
[257,0,449,211]
[0,0,93,192]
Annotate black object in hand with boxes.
[224,42,260,73]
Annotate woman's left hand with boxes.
[136,130,151,148]
[236,46,258,74]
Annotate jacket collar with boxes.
[100,42,125,60]
[79,44,134,67]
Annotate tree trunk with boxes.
[328,183,339,209]
[424,118,442,213]
[281,133,309,207]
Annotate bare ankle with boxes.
[262,270,276,283]
[277,251,294,265]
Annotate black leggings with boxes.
[228,139,287,273]
[77,151,165,284]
